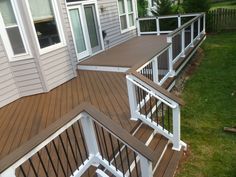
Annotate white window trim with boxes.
[0,0,32,61]
[117,0,137,34]
[25,0,66,55]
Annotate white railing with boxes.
[126,73,187,151]
[0,103,154,177]
[136,45,174,86]
[125,13,206,151]
[137,13,206,76]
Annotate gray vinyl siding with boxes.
[97,0,137,48]
[38,0,76,91]
[10,59,44,97]
[0,39,19,107]
[40,47,75,91]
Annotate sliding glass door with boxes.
[68,4,102,61]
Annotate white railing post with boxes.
[178,15,181,27]
[167,37,175,77]
[152,57,159,84]
[172,105,181,151]
[190,23,194,47]
[156,17,160,35]
[137,19,141,36]
[197,17,201,39]
[181,29,186,57]
[0,168,16,177]
[80,115,100,158]
[140,155,153,177]
[203,14,206,34]
[126,77,138,121]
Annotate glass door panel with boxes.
[69,8,89,59]
[84,5,101,54]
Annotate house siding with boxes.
[0,38,19,107]
[39,0,76,91]
[0,0,138,108]
[97,0,137,48]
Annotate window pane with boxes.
[28,0,53,22]
[120,15,127,30]
[0,0,16,26]
[127,0,133,13]
[7,27,26,54]
[118,0,125,14]
[129,14,134,27]
[28,0,61,48]
[69,9,86,53]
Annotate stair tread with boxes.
[162,147,184,177]
[154,144,184,177]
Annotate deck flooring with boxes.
[79,35,169,68]
[0,70,137,160]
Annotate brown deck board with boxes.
[0,71,136,161]
[79,36,169,68]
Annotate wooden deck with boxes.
[79,35,169,68]
[0,70,138,160]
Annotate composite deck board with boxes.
[79,35,169,68]
[0,70,136,160]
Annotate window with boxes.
[118,0,135,32]
[27,0,64,50]
[0,0,27,57]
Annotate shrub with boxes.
[183,0,211,13]
[137,0,148,17]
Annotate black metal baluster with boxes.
[58,135,73,176]
[144,91,148,118]
[117,140,125,177]
[109,133,118,171]
[94,123,104,159]
[52,140,67,177]
[71,124,84,165]
[155,99,159,124]
[133,152,139,177]
[66,129,78,167]
[37,152,49,177]
[125,146,132,177]
[19,166,27,177]
[137,87,141,111]
[162,103,165,130]
[101,127,110,164]
[28,158,38,177]
[149,94,153,122]
[168,107,170,133]
[45,146,58,176]
[77,121,89,159]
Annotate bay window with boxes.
[0,0,27,57]
[27,0,64,50]
[118,0,135,32]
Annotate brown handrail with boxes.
[167,13,204,38]
[131,72,185,106]
[0,103,154,174]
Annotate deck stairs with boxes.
[85,123,184,177]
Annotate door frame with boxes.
[66,0,104,62]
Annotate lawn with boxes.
[176,32,236,177]
[210,0,236,9]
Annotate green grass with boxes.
[210,0,236,10]
[177,32,236,177]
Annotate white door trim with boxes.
[66,0,104,62]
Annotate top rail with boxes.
[0,102,154,174]
[167,13,204,38]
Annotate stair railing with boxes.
[0,103,155,177]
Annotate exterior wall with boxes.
[97,0,137,48]
[0,0,138,108]
[0,37,19,107]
